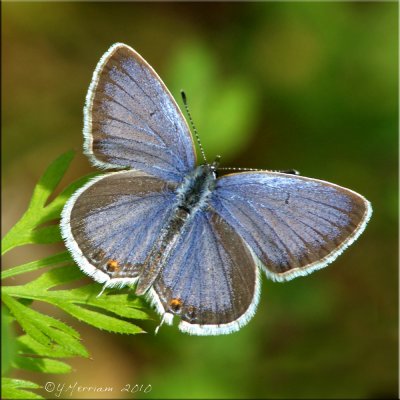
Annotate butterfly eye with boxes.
[211,155,221,171]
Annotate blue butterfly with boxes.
[61,43,372,336]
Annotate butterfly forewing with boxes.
[211,172,372,281]
[84,43,196,182]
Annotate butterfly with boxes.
[61,43,372,336]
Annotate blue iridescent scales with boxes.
[60,43,372,336]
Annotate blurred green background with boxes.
[2,2,398,399]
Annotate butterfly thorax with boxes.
[176,165,217,213]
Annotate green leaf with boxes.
[27,150,75,211]
[39,173,97,223]
[12,356,71,374]
[2,293,88,358]
[1,377,43,399]
[29,225,63,245]
[69,286,150,319]
[1,151,96,255]
[1,252,72,280]
[1,307,16,375]
[2,151,151,393]
[17,335,77,359]
[2,151,73,254]
[1,225,62,252]
[54,302,144,334]
[4,266,150,334]
[15,264,85,291]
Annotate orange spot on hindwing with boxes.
[106,260,120,272]
[169,298,183,312]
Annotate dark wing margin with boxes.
[83,43,196,182]
[211,172,372,282]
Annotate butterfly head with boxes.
[206,155,221,178]
[211,155,221,170]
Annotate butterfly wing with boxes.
[84,43,196,182]
[61,170,178,287]
[151,210,260,335]
[211,172,372,281]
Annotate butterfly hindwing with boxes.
[211,172,372,281]
[152,209,260,335]
[61,170,178,287]
[84,43,196,182]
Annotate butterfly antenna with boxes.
[218,167,300,175]
[181,90,207,163]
